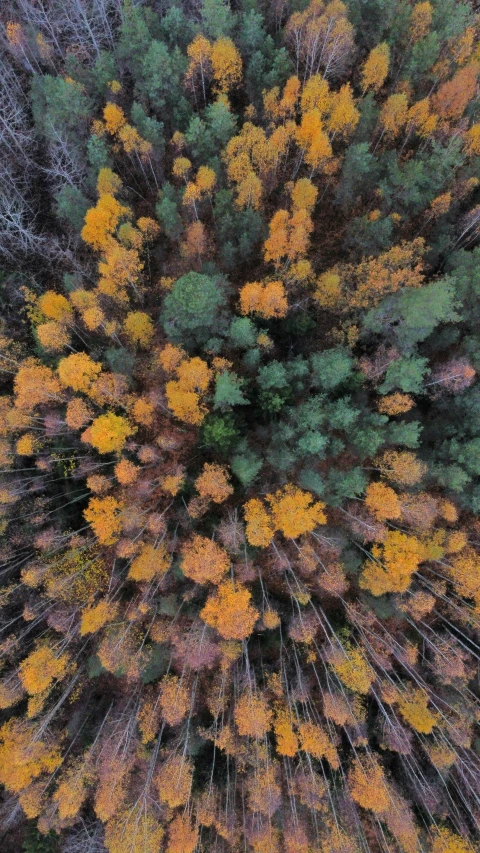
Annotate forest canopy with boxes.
[0,1,480,852]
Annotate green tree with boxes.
[202,413,239,452]
[363,278,459,350]
[310,349,354,391]
[379,356,429,393]
[230,440,262,485]
[161,272,229,347]
[156,183,183,241]
[228,317,258,349]
[201,0,235,39]
[336,143,380,210]
[214,371,249,410]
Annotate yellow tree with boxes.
[264,209,314,267]
[156,754,193,808]
[19,645,70,697]
[378,450,427,486]
[211,37,242,93]
[159,675,190,726]
[82,412,135,454]
[361,43,389,92]
[104,806,164,853]
[195,463,233,503]
[409,2,433,42]
[82,194,130,251]
[327,83,359,138]
[349,756,390,813]
[430,828,475,853]
[295,110,332,170]
[267,485,326,538]
[330,646,375,694]
[181,535,230,584]
[290,177,318,213]
[185,34,213,103]
[239,280,288,319]
[364,482,401,521]
[201,580,259,640]
[14,359,62,410]
[244,498,275,547]
[167,814,199,853]
[123,312,154,347]
[58,352,102,394]
[235,692,272,738]
[380,94,409,137]
[274,708,299,756]
[360,530,424,595]
[84,496,124,545]
[0,719,61,794]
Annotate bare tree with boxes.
[61,821,106,853]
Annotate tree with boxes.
[156,755,193,808]
[364,481,401,520]
[285,0,355,80]
[82,194,130,251]
[235,692,272,737]
[211,38,242,94]
[0,719,61,794]
[53,761,92,821]
[264,209,314,266]
[349,757,390,813]
[378,450,426,485]
[123,311,154,347]
[298,721,339,768]
[327,84,359,137]
[380,94,409,137]
[409,2,433,41]
[165,355,212,425]
[329,646,375,694]
[181,535,230,584]
[244,498,275,547]
[38,291,72,323]
[19,644,70,698]
[295,112,332,171]
[201,580,259,639]
[128,543,170,582]
[83,412,135,454]
[213,370,249,410]
[104,807,164,853]
[80,599,118,635]
[161,272,229,346]
[239,280,288,319]
[159,674,190,726]
[310,348,354,390]
[360,530,423,595]
[201,0,235,40]
[432,63,479,122]
[361,43,389,92]
[395,687,437,734]
[430,828,475,853]
[58,353,102,393]
[351,239,425,309]
[274,709,299,757]
[167,814,198,853]
[84,496,124,545]
[267,485,327,539]
[195,462,233,503]
[14,359,62,410]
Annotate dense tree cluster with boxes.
[0,1,480,852]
